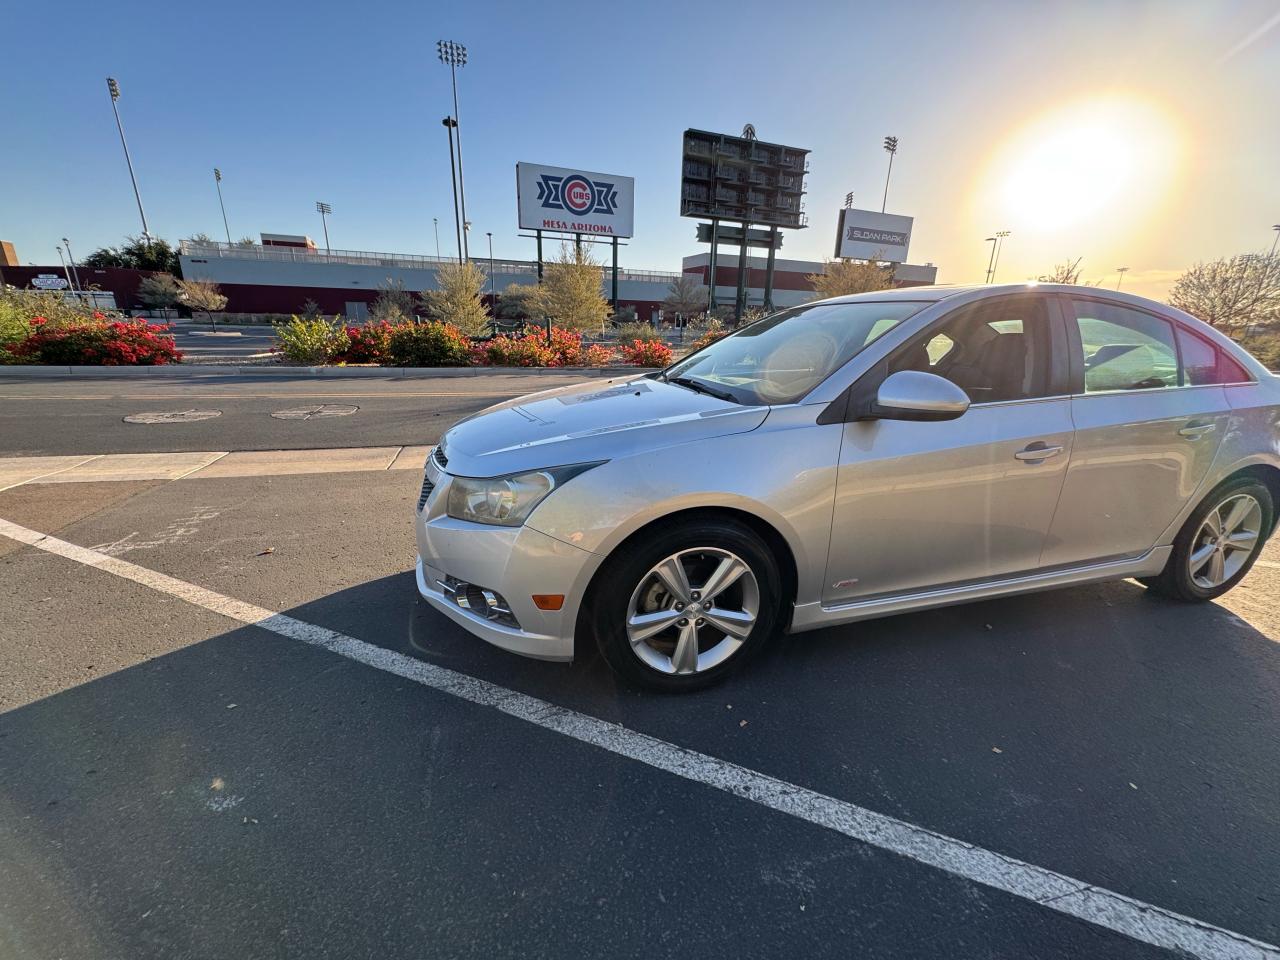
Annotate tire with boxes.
[1141,476,1273,602]
[588,518,783,691]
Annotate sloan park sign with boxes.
[516,162,635,238]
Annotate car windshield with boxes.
[663,300,928,405]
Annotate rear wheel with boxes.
[590,519,782,691]
[1141,477,1272,602]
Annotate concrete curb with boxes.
[0,364,646,380]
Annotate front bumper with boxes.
[413,463,601,662]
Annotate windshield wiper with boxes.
[666,375,739,403]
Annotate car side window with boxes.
[890,295,1052,403]
[1177,327,1254,385]
[1072,300,1178,392]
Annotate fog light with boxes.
[532,594,565,611]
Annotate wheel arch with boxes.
[575,506,800,656]
[1224,462,1280,535]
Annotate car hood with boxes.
[438,376,769,477]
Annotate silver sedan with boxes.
[415,284,1279,690]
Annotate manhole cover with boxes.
[271,404,359,421]
[124,410,223,424]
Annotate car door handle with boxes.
[1178,421,1217,440]
[1014,443,1065,461]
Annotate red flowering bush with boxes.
[336,320,395,364]
[8,318,182,365]
[580,343,616,366]
[473,332,557,367]
[619,338,674,367]
[688,320,728,353]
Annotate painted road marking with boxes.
[0,516,1274,960]
[35,452,228,483]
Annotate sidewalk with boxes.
[0,446,432,491]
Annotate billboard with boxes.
[517,162,635,238]
[834,208,913,262]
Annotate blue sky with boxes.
[3,0,1278,298]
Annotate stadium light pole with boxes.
[105,77,152,245]
[984,236,997,283]
[213,168,231,244]
[881,136,898,213]
[61,237,83,292]
[991,229,1011,282]
[442,117,462,260]
[1115,266,1129,290]
[433,217,440,259]
[1270,224,1280,257]
[486,231,494,296]
[437,40,470,261]
[315,201,332,256]
[56,245,75,292]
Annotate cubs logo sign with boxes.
[517,162,635,238]
[536,173,618,218]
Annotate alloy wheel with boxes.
[625,547,760,675]
[1188,493,1262,589]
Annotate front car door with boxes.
[824,293,1074,604]
[1040,295,1233,568]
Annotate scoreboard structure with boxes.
[680,127,810,319]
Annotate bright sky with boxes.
[3,0,1278,301]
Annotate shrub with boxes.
[274,315,349,365]
[580,343,616,366]
[1237,329,1280,370]
[620,338,674,367]
[612,320,663,344]
[337,321,395,364]
[8,318,182,365]
[473,332,556,367]
[471,325,617,367]
[688,319,728,352]
[386,321,471,366]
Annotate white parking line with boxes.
[0,514,1275,960]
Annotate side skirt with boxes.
[788,547,1173,633]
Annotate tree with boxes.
[1038,257,1084,284]
[186,232,214,244]
[421,260,490,336]
[496,282,532,319]
[1169,254,1280,330]
[663,274,709,318]
[523,243,611,332]
[236,236,256,247]
[177,279,228,329]
[82,235,181,276]
[370,278,417,322]
[135,273,181,318]
[807,258,894,299]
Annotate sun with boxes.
[979,95,1184,234]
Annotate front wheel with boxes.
[1141,477,1273,602]
[589,519,782,691]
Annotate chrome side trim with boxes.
[789,547,1172,633]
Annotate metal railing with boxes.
[179,240,680,284]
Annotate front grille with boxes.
[438,575,520,629]
[432,445,448,469]
[417,475,435,511]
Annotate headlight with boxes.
[446,462,603,527]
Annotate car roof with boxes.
[820,283,1168,307]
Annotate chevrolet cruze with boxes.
[415,284,1279,690]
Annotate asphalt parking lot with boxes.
[2,373,1279,959]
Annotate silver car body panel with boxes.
[414,285,1280,661]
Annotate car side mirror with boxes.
[868,370,970,422]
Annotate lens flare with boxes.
[978,96,1184,235]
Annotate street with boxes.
[2,371,1279,959]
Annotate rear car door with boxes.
[824,293,1074,604]
[1041,296,1231,568]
